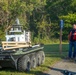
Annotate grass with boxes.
[0,44,68,75]
[44,44,69,53]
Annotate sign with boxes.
[60,20,64,29]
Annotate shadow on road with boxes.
[48,66,76,75]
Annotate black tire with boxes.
[30,54,36,68]
[17,55,30,72]
[39,51,45,64]
[36,52,42,66]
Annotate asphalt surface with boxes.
[47,59,76,75]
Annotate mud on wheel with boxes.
[17,55,30,72]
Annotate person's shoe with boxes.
[74,57,76,61]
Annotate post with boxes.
[59,20,64,54]
[60,28,62,54]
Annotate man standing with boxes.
[68,23,76,59]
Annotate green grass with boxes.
[0,44,68,75]
[44,44,69,53]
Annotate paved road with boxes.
[47,59,76,75]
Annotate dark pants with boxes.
[68,41,76,58]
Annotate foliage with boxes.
[60,13,76,24]
[60,13,76,39]
[0,0,76,43]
